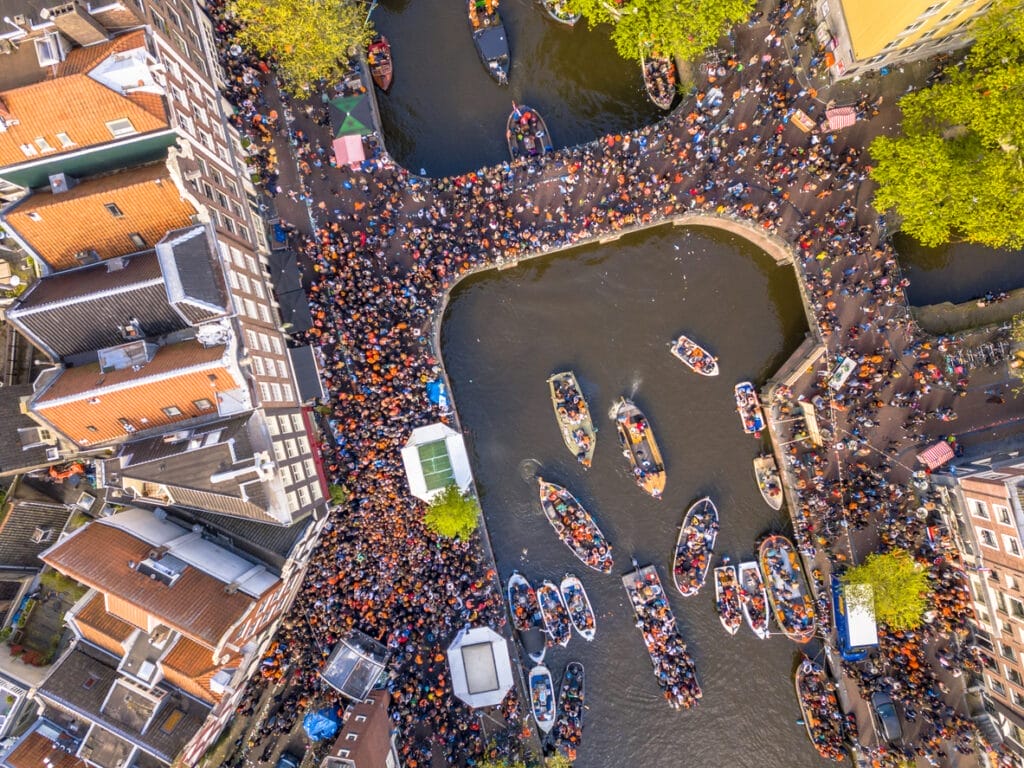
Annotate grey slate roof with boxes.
[37,642,210,765]
[0,385,55,476]
[5,252,187,360]
[0,477,73,568]
[155,226,228,325]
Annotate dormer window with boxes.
[34,137,54,153]
[34,35,64,67]
[106,118,137,138]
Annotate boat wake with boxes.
[518,458,543,483]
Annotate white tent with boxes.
[400,422,473,502]
[446,626,514,709]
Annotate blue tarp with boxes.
[303,708,342,741]
[426,378,448,409]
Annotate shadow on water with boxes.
[372,0,663,176]
[440,224,823,767]
[896,233,1024,307]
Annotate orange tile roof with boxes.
[32,341,242,446]
[5,163,197,270]
[0,74,169,168]
[160,636,236,704]
[41,522,257,648]
[5,731,88,768]
[72,592,134,655]
[56,30,149,77]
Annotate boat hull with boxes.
[367,37,393,91]
[642,54,676,110]
[670,334,719,376]
[555,661,585,760]
[754,454,784,510]
[537,478,614,573]
[507,570,541,632]
[560,574,596,641]
[468,2,510,84]
[612,397,666,498]
[734,381,765,435]
[737,561,770,639]
[537,581,571,647]
[759,535,815,643]
[672,497,718,596]
[714,564,742,635]
[529,664,557,733]
[547,371,596,467]
[795,660,847,762]
[541,0,581,24]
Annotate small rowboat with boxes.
[669,334,719,376]
[612,397,666,498]
[734,381,765,436]
[737,561,770,639]
[555,661,584,760]
[529,664,557,733]
[541,0,580,25]
[537,580,572,647]
[507,103,553,161]
[507,571,542,632]
[537,478,614,573]
[560,574,596,641]
[672,497,718,597]
[795,660,847,762]
[754,454,784,510]
[759,535,815,643]
[714,563,743,636]
[547,371,596,467]
[642,52,676,110]
[367,37,393,92]
[468,0,510,84]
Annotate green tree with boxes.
[870,0,1024,248]
[842,549,930,631]
[328,484,349,506]
[424,483,479,540]
[569,0,754,63]
[230,0,374,94]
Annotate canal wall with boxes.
[911,287,1024,336]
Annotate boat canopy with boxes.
[837,582,878,660]
[474,25,509,61]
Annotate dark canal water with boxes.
[896,235,1024,307]
[372,0,664,176]
[441,225,829,766]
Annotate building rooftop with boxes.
[3,721,88,768]
[0,385,55,476]
[155,226,230,326]
[0,476,73,568]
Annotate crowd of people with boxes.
[200,0,1005,763]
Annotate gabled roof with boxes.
[54,30,147,77]
[0,479,73,568]
[0,385,54,476]
[160,636,234,704]
[72,593,134,657]
[156,225,230,325]
[3,162,197,271]
[4,729,88,768]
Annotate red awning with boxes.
[918,441,955,470]
[825,106,857,131]
[332,135,365,169]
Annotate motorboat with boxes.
[560,574,596,641]
[537,478,614,573]
[734,381,765,436]
[759,535,816,643]
[468,0,510,84]
[669,334,719,376]
[537,580,572,648]
[547,371,596,467]
[367,36,393,91]
[612,396,666,498]
[672,497,718,597]
[753,454,784,510]
[529,664,557,733]
[737,561,770,639]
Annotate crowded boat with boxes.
[538,579,573,647]
[672,496,718,597]
[714,562,743,635]
[642,51,677,110]
[738,560,770,639]
[537,478,615,573]
[734,381,766,436]
[468,0,510,83]
[795,660,848,762]
[541,0,581,25]
[507,570,543,632]
[548,371,596,467]
[555,661,585,761]
[753,454,784,510]
[622,563,703,709]
[560,574,596,641]
[530,664,557,733]
[612,396,666,498]
[367,36,393,91]
[759,535,816,643]
[669,333,719,376]
[507,102,553,160]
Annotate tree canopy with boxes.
[568,0,754,63]
[231,0,374,94]
[870,0,1024,248]
[842,549,930,631]
[424,483,480,540]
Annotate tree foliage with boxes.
[230,0,374,94]
[568,0,754,63]
[424,483,479,540]
[870,0,1024,248]
[843,549,930,631]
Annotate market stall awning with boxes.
[918,441,955,470]
[400,422,473,502]
[329,94,375,137]
[446,625,513,709]
[333,135,366,169]
[825,106,857,131]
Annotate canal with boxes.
[440,225,827,766]
[897,234,1024,307]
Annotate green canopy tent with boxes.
[329,94,375,137]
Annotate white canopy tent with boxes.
[446,626,514,709]
[400,422,473,502]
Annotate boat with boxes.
[622,562,702,710]
[669,334,719,376]
[758,535,816,643]
[737,561,770,639]
[367,37,393,92]
[555,661,584,760]
[559,574,596,641]
[537,580,572,647]
[507,103,553,161]
[537,478,614,573]
[529,664,557,733]
[714,563,743,636]
[642,51,677,110]
[754,454,784,510]
[507,571,542,632]
[795,660,847,762]
[468,0,510,84]
[611,397,666,498]
[734,381,765,436]
[547,371,596,467]
[541,0,580,25]
[672,497,718,597]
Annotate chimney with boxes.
[0,96,17,132]
[43,2,109,46]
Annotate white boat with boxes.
[529,664,557,733]
[560,574,596,641]
[669,334,719,376]
[537,478,614,573]
[737,561,770,639]
[541,0,580,26]
[735,381,765,436]
[547,371,596,467]
[537,580,572,647]
[713,563,742,636]
[507,571,542,632]
[753,454,784,510]
[672,497,718,597]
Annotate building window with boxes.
[168,7,182,27]
[979,528,998,549]
[1009,667,1023,687]
[971,499,990,519]
[346,734,358,742]
[83,674,99,690]
[162,405,183,417]
[991,677,1006,695]
[997,505,1012,525]
[193,398,214,411]
[56,132,74,148]
[104,202,124,218]
[1005,535,1022,558]
[1002,643,1017,661]
[106,118,137,138]
[129,233,147,249]
[34,137,54,153]
[35,35,63,66]
[1012,598,1024,619]
[19,144,38,157]
[26,211,42,222]
[259,383,272,401]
